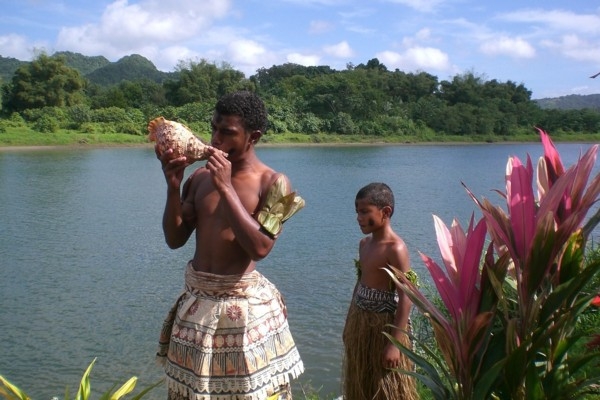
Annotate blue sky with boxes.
[1,0,599,99]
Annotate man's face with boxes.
[210,113,250,158]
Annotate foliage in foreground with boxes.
[387,129,600,399]
[0,359,162,400]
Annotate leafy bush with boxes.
[387,129,600,399]
[32,115,59,133]
[67,104,92,129]
[115,121,145,136]
[0,358,162,400]
[90,107,132,123]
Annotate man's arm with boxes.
[206,150,277,260]
[162,176,195,249]
[158,147,195,249]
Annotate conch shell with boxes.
[147,117,225,161]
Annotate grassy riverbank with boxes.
[1,126,600,149]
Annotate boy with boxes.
[343,182,417,400]
[155,91,304,399]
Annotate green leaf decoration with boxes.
[256,175,305,237]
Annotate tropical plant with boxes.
[387,128,600,399]
[386,214,508,400]
[0,358,162,400]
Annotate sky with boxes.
[1,0,599,100]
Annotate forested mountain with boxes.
[85,54,176,85]
[0,52,174,86]
[0,56,27,82]
[53,51,110,75]
[535,94,600,111]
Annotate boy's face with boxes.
[355,198,385,234]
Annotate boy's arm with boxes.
[389,241,412,338]
[382,240,412,368]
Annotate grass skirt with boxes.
[342,301,417,400]
[157,262,304,399]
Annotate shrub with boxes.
[0,358,162,400]
[32,115,59,133]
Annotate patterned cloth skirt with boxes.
[157,262,304,400]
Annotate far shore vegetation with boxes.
[1,125,600,150]
[1,53,599,151]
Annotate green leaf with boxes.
[129,379,164,400]
[0,375,30,400]
[76,358,96,400]
[473,359,505,400]
[525,361,545,400]
[110,377,137,400]
[383,331,455,400]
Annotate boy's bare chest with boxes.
[359,243,390,272]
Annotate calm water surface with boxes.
[1,143,598,398]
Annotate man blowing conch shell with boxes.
[152,91,305,400]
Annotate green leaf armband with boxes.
[404,269,419,286]
[256,175,305,237]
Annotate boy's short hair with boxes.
[215,90,268,134]
[356,182,395,216]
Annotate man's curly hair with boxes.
[215,91,268,134]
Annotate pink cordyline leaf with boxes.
[422,215,488,323]
[506,155,536,265]
[535,145,599,250]
[581,169,600,213]
[434,215,460,285]
[420,252,462,320]
[464,189,520,282]
[537,157,551,201]
[535,167,574,229]
[385,266,457,343]
[566,145,599,216]
[537,127,564,184]
[459,217,488,319]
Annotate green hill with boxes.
[0,55,27,82]
[0,52,175,87]
[53,51,111,75]
[84,54,175,85]
[535,94,600,111]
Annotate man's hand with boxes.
[205,147,232,192]
[156,145,188,191]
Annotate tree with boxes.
[2,53,86,113]
[164,59,249,106]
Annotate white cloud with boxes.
[157,46,201,70]
[402,28,433,47]
[0,34,46,61]
[56,0,231,62]
[323,41,354,58]
[541,34,600,64]
[382,0,444,13]
[376,46,450,71]
[309,20,334,34]
[226,39,267,65]
[287,52,321,66]
[499,9,600,35]
[480,36,536,58]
